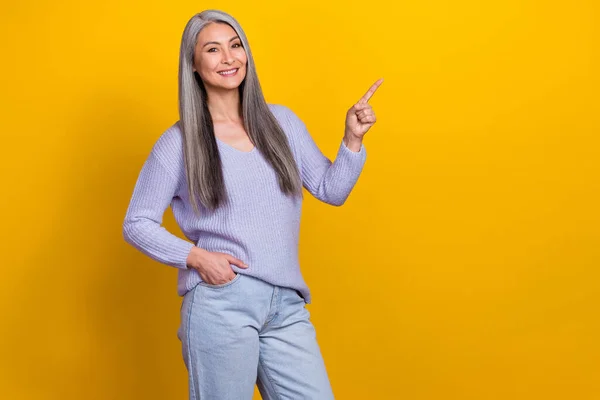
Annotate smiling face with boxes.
[193,22,247,91]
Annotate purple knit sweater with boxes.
[122,103,366,304]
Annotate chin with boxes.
[217,78,245,90]
[220,81,243,90]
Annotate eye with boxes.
[208,47,217,52]
[232,42,242,48]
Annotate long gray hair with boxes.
[178,10,303,215]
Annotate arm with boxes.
[122,150,195,269]
[289,108,367,206]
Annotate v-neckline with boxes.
[215,136,256,154]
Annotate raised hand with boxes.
[345,78,384,140]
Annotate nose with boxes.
[221,48,234,65]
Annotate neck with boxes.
[206,86,242,124]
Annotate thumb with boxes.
[351,102,371,112]
[224,254,249,268]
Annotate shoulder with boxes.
[151,122,183,160]
[267,103,306,131]
[149,122,185,177]
[267,103,291,118]
[268,103,302,122]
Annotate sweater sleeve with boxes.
[122,150,195,269]
[286,107,367,206]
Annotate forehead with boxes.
[197,22,238,44]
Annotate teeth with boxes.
[218,68,238,75]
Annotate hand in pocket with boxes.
[187,247,248,285]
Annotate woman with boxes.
[122,9,382,400]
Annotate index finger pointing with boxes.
[359,78,384,103]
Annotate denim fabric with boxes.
[177,273,335,399]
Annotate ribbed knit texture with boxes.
[122,103,366,304]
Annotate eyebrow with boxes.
[202,36,240,48]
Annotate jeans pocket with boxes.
[198,272,242,289]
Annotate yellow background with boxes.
[1,0,598,399]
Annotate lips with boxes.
[218,68,239,76]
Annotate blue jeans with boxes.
[177,272,335,399]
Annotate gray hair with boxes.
[178,9,303,214]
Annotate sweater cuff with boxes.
[331,138,367,183]
[341,138,366,154]
[338,138,367,162]
[174,241,196,269]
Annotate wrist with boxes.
[186,246,207,269]
[343,134,363,152]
